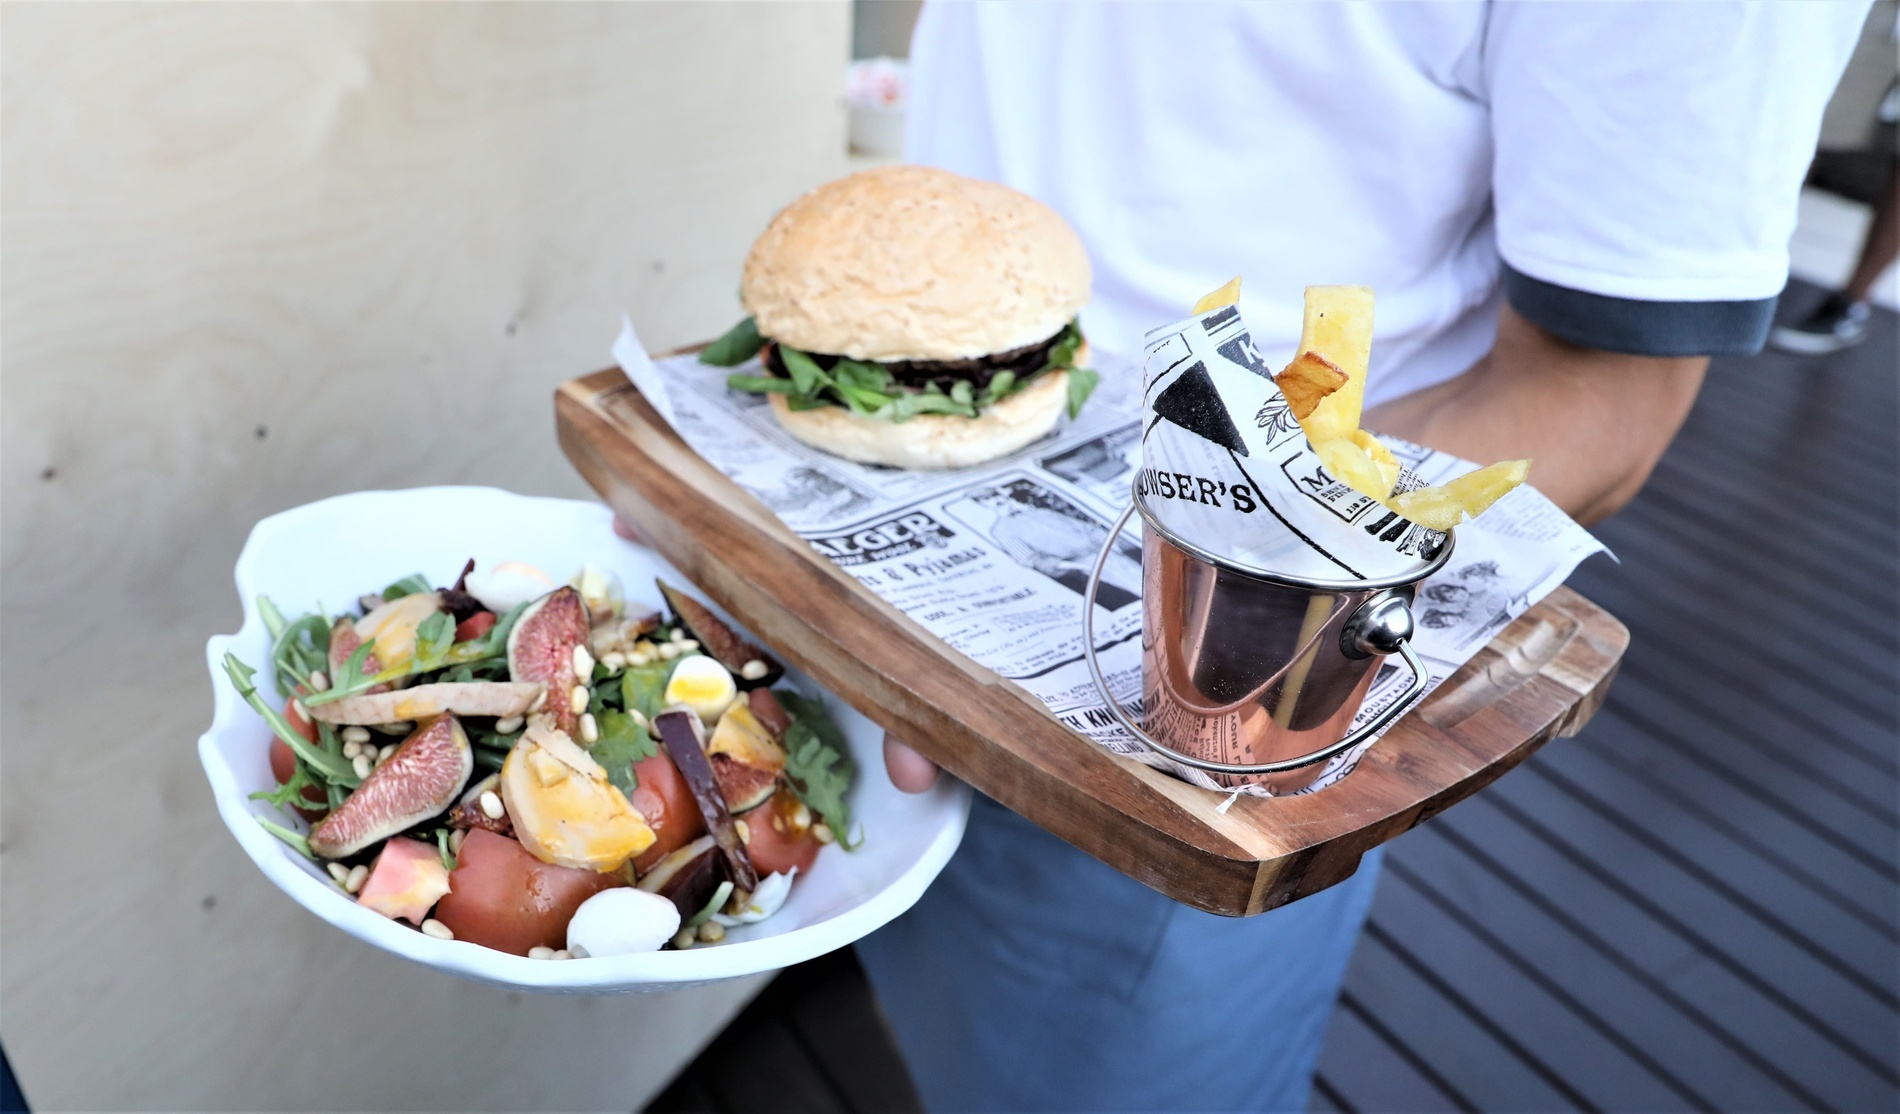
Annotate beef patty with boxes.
[764,331,1063,395]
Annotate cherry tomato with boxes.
[268,737,328,820]
[433,829,623,955]
[454,610,498,643]
[744,789,821,876]
[284,694,317,743]
[631,751,708,873]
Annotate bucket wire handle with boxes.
[1081,503,1431,777]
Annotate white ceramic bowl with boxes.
[199,486,969,993]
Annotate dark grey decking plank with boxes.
[1607,496,1896,648]
[1602,668,1900,838]
[1339,931,1590,1111]
[1388,824,1827,1111]
[1315,1001,1472,1114]
[1368,868,1708,1111]
[1438,798,1899,1108]
[1568,712,1899,933]
[1504,752,1900,996]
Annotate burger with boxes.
[700,165,1097,470]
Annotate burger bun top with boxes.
[741,165,1091,363]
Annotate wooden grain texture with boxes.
[556,368,1631,916]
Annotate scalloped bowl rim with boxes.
[198,486,968,993]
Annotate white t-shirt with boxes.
[905,2,1866,405]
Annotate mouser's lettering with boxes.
[1136,467,1257,513]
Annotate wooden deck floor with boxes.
[646,284,1900,1114]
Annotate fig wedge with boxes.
[303,681,543,725]
[658,580,782,690]
[652,710,758,892]
[507,586,591,735]
[309,715,473,858]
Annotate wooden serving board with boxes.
[556,367,1630,916]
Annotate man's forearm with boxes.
[1365,305,1707,525]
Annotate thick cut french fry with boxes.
[1295,286,1374,445]
[1388,459,1531,530]
[1314,437,1395,501]
[1191,275,1243,315]
[1350,429,1401,496]
[1274,351,1348,420]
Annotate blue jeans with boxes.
[857,793,1383,1113]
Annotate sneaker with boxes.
[1770,294,1871,354]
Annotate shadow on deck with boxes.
[647,282,1900,1114]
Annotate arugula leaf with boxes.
[980,370,1017,406]
[777,345,830,395]
[726,373,796,394]
[699,316,766,367]
[590,710,657,796]
[255,815,314,859]
[258,595,289,640]
[620,659,679,721]
[1066,365,1100,419]
[776,692,860,848]
[223,653,359,786]
[436,828,456,871]
[250,761,326,816]
[412,610,455,671]
[382,574,432,601]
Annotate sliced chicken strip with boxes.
[305,681,544,725]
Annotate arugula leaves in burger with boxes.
[692,165,1099,470]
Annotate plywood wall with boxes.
[0,3,851,1109]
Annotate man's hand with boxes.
[1366,305,1707,525]
[611,514,943,793]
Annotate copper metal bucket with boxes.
[1084,491,1452,792]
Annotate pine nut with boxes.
[352,754,373,779]
[669,628,686,643]
[344,864,369,893]
[495,715,523,734]
[628,708,648,728]
[341,725,372,744]
[792,802,812,829]
[813,823,835,845]
[601,651,626,671]
[657,643,679,660]
[327,862,350,884]
[572,645,594,679]
[379,744,397,762]
[568,944,591,959]
[421,919,453,940]
[291,698,310,720]
[342,741,363,760]
[449,829,466,855]
[480,791,505,820]
[696,921,724,944]
[552,949,572,960]
[372,721,412,735]
[570,685,590,714]
[579,713,599,744]
[528,688,548,713]
[735,819,751,845]
[676,639,699,653]
[740,659,769,681]
[670,927,696,950]
[307,670,330,692]
[528,946,555,960]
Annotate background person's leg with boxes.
[857,793,1383,1113]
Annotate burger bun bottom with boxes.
[768,366,1071,470]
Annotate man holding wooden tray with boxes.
[833,4,1871,1112]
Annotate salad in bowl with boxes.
[200,488,967,992]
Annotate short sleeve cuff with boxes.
[1502,264,1778,357]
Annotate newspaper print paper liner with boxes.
[614,318,1606,797]
[1139,305,1443,584]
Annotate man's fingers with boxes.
[883,733,941,794]
[611,515,647,546]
